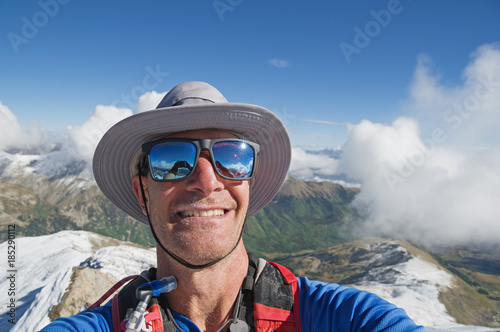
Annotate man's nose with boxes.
[184,149,224,195]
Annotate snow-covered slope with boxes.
[0,149,94,198]
[356,254,454,327]
[0,231,155,332]
[1,231,499,331]
[349,244,499,331]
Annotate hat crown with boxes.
[157,81,228,108]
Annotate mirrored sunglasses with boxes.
[141,138,260,181]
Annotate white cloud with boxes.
[67,90,169,163]
[0,101,41,150]
[136,90,167,113]
[0,89,166,166]
[289,147,339,180]
[267,58,291,68]
[338,44,500,246]
[408,43,500,145]
[67,105,133,163]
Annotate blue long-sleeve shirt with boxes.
[41,276,423,331]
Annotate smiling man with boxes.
[134,129,251,270]
[41,81,423,332]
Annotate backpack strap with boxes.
[112,293,121,332]
[268,262,302,332]
[113,268,174,332]
[253,260,302,332]
[88,274,139,310]
[90,258,301,332]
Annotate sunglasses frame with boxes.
[140,138,260,182]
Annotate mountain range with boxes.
[0,148,359,254]
[1,231,499,331]
[1,147,500,330]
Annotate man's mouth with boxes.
[179,209,226,217]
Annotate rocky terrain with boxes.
[274,238,500,328]
[2,231,500,331]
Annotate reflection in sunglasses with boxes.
[144,139,259,182]
[216,161,235,178]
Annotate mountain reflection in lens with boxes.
[150,142,196,180]
[213,142,254,179]
[148,140,255,181]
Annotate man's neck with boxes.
[156,243,249,332]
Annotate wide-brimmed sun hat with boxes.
[93,81,291,224]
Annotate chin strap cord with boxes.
[138,173,248,270]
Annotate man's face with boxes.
[135,129,251,266]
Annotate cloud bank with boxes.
[0,90,167,166]
[136,91,167,113]
[289,147,340,180]
[0,101,42,150]
[338,43,500,246]
[66,105,133,162]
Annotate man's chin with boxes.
[169,241,235,265]
[177,251,226,267]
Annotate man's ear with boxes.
[132,175,149,215]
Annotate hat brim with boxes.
[92,103,291,224]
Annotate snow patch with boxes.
[354,256,455,326]
[0,231,155,331]
[352,252,499,331]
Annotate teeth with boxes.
[180,209,225,217]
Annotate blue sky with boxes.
[1,0,499,147]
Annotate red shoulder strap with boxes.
[268,261,298,284]
[112,293,122,332]
[88,275,139,310]
[254,261,302,332]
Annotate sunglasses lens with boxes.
[212,141,255,179]
[149,142,196,180]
